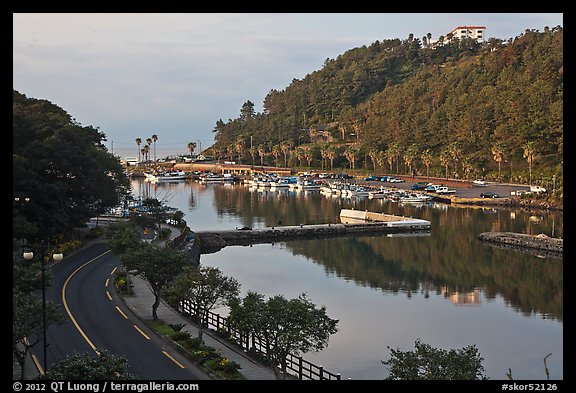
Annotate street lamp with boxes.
[22,243,63,373]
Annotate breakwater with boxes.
[196,216,431,254]
[478,232,563,258]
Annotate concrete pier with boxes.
[195,212,431,254]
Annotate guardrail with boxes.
[177,298,341,380]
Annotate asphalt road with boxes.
[36,241,208,380]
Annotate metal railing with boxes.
[178,298,341,380]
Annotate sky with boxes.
[13,13,563,160]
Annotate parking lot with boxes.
[357,176,532,199]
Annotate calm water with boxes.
[132,179,563,380]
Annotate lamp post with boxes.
[22,242,63,373]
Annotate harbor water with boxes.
[132,178,563,380]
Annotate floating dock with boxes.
[195,210,431,253]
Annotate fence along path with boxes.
[178,299,341,380]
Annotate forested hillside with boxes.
[210,26,563,190]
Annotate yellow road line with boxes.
[105,278,110,287]
[133,325,150,340]
[116,306,128,319]
[106,291,113,301]
[110,267,117,275]
[62,250,111,355]
[162,351,186,368]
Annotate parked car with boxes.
[388,177,404,183]
[480,192,500,198]
[364,175,379,181]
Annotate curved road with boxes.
[37,241,208,380]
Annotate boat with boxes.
[270,177,296,188]
[399,193,432,203]
[295,180,320,191]
[144,170,187,182]
[200,173,234,183]
[154,170,188,182]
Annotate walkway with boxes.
[123,274,277,380]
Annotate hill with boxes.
[210,26,563,193]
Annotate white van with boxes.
[530,185,547,193]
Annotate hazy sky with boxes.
[13,13,563,159]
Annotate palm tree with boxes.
[135,138,142,163]
[151,134,158,163]
[420,149,432,177]
[319,143,330,171]
[384,149,395,174]
[522,141,537,186]
[327,146,337,170]
[344,145,357,170]
[462,157,473,181]
[439,149,451,179]
[235,137,244,163]
[295,146,305,167]
[257,144,266,167]
[271,145,281,167]
[388,143,400,174]
[141,145,150,162]
[404,144,418,176]
[368,149,379,171]
[145,138,153,162]
[280,141,292,168]
[491,142,506,182]
[449,142,462,178]
[187,141,197,156]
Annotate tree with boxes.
[257,144,266,167]
[368,148,379,171]
[523,141,537,185]
[164,266,240,341]
[420,149,433,177]
[120,243,189,320]
[404,144,418,176]
[439,149,451,179]
[228,292,338,380]
[151,134,158,163]
[491,142,506,182]
[271,144,281,167]
[41,350,137,380]
[449,142,462,178]
[327,146,337,170]
[344,145,357,170]
[146,138,153,161]
[240,100,255,121]
[382,340,487,380]
[135,138,142,163]
[280,141,293,168]
[187,141,197,156]
[13,90,130,241]
[235,137,244,163]
[13,291,64,380]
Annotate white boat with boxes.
[201,173,234,183]
[399,193,432,203]
[296,180,320,191]
[155,171,188,182]
[270,177,295,188]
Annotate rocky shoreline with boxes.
[478,232,563,258]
